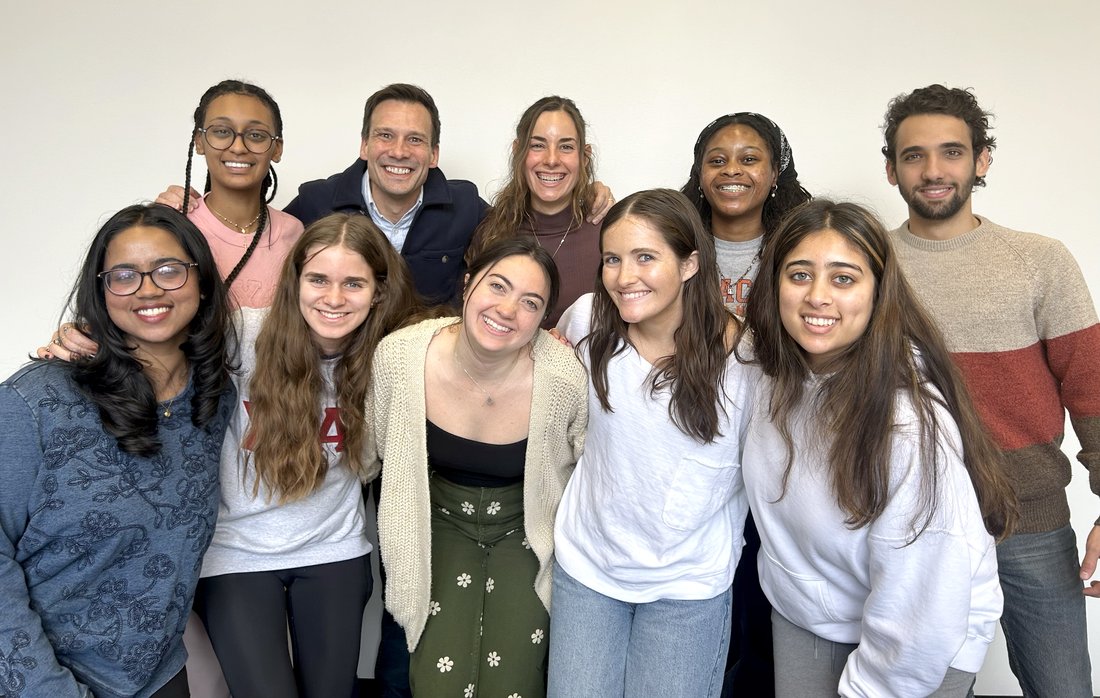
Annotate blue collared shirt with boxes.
[362,172,424,252]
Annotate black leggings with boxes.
[196,554,372,698]
[151,668,189,698]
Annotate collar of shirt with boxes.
[362,171,424,252]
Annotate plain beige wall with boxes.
[1,1,1097,693]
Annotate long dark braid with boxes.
[183,79,284,289]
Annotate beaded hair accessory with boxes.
[694,112,792,175]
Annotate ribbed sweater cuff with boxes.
[1015,491,1071,534]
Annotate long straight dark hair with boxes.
[582,188,735,443]
[738,199,1017,539]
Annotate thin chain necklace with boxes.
[156,367,188,418]
[534,227,571,259]
[735,245,763,286]
[452,338,518,407]
[208,202,262,234]
[160,393,178,418]
[532,215,575,259]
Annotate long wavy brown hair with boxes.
[246,213,421,502]
[465,96,594,263]
[582,188,735,443]
[738,199,1017,540]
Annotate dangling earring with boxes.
[770,184,778,198]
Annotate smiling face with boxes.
[103,225,201,359]
[360,99,440,217]
[778,229,875,371]
[298,243,378,354]
[601,215,699,335]
[886,114,991,229]
[699,123,777,236]
[522,109,584,215]
[195,93,282,195]
[462,254,550,353]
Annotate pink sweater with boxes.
[190,197,304,308]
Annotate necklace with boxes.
[152,363,188,418]
[533,225,572,259]
[208,202,262,234]
[453,339,517,407]
[734,244,763,286]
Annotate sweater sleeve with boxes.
[1035,241,1100,501]
[0,384,93,698]
[839,411,996,697]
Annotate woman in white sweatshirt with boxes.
[738,199,1017,696]
[550,188,753,698]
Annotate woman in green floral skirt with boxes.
[369,238,588,697]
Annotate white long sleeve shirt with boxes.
[554,294,755,602]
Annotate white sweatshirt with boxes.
[200,307,372,577]
[554,294,755,602]
[743,374,1002,697]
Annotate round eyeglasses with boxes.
[98,262,199,296]
[197,125,280,154]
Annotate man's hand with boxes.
[1081,523,1100,598]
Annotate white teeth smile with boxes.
[718,184,749,192]
[804,316,836,327]
[537,173,566,182]
[384,166,412,175]
[620,290,649,301]
[225,162,252,169]
[137,307,169,317]
[483,316,512,333]
[318,310,348,319]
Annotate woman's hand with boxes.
[155,185,202,213]
[548,327,573,348]
[37,323,99,361]
[586,181,616,225]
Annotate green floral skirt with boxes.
[409,473,548,698]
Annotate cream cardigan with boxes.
[368,317,588,651]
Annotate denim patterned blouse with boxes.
[0,361,234,698]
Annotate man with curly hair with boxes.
[882,83,1100,696]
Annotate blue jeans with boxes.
[997,524,1092,697]
[548,561,731,698]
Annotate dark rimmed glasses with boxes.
[98,262,198,296]
[197,125,280,154]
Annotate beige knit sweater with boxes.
[368,317,588,651]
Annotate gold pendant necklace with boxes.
[208,203,262,234]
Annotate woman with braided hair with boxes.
[182,79,304,308]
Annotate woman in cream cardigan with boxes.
[369,238,587,698]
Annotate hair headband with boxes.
[695,112,792,175]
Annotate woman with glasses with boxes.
[0,204,235,698]
[182,79,303,308]
[681,112,812,694]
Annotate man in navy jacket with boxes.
[285,83,488,306]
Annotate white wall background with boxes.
[1,1,1096,693]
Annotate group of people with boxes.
[1,78,1095,698]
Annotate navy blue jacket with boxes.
[285,160,489,305]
